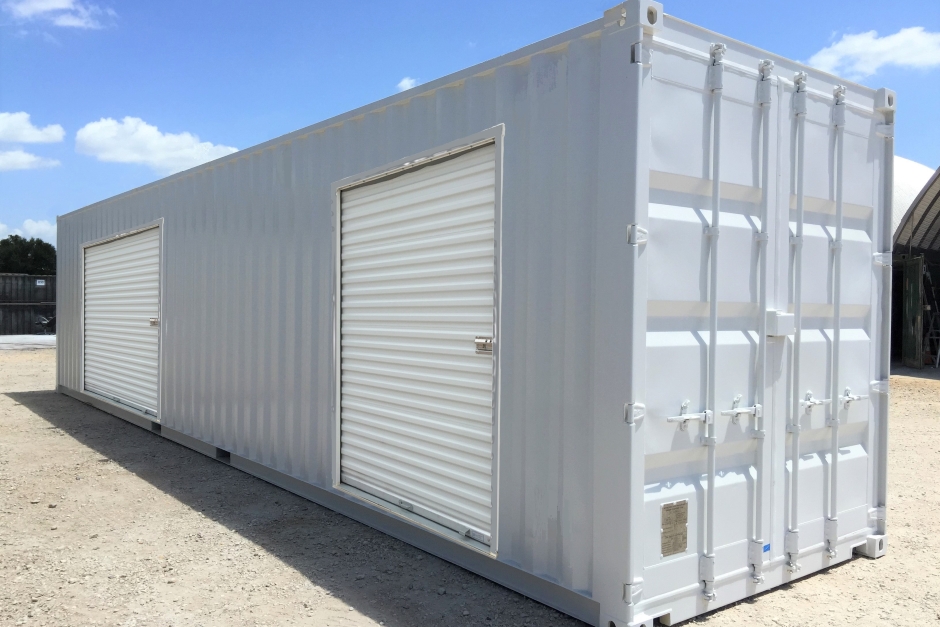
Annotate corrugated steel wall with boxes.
[0,274,56,303]
[0,274,56,335]
[58,20,603,593]
[0,304,56,335]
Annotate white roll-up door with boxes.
[83,227,161,417]
[339,144,497,545]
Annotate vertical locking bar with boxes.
[826,85,847,559]
[750,58,774,584]
[702,41,726,602]
[787,71,809,572]
[874,88,895,539]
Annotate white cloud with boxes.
[0,219,57,245]
[809,27,940,80]
[0,149,60,171]
[397,77,419,92]
[75,116,238,175]
[3,0,114,29]
[0,112,64,143]
[21,218,57,242]
[5,0,71,18]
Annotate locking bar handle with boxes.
[665,399,713,431]
[718,394,761,423]
[839,387,869,409]
[800,390,830,414]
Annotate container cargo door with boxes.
[337,144,497,545]
[83,227,161,417]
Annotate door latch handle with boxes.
[474,337,493,355]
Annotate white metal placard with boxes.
[83,227,161,417]
[337,144,497,545]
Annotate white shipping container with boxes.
[55,2,893,625]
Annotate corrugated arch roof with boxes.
[895,165,940,252]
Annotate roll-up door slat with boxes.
[340,145,496,544]
[83,228,160,416]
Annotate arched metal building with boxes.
[892,158,940,367]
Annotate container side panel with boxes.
[55,29,604,596]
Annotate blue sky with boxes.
[2,0,939,245]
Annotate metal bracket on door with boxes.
[624,401,646,424]
[149,318,160,327]
[474,337,494,355]
[627,224,649,245]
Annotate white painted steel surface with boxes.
[338,145,497,545]
[638,17,890,625]
[83,228,160,416]
[55,4,893,626]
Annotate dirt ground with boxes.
[1,349,938,626]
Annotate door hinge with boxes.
[627,224,648,245]
[149,317,160,327]
[624,402,646,424]
[631,41,651,66]
[873,252,891,267]
[623,578,643,605]
[870,380,890,396]
[876,123,894,138]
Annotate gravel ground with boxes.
[0,336,55,351]
[1,349,938,626]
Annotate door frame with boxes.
[79,219,165,420]
[330,125,505,554]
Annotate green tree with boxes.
[0,235,56,274]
